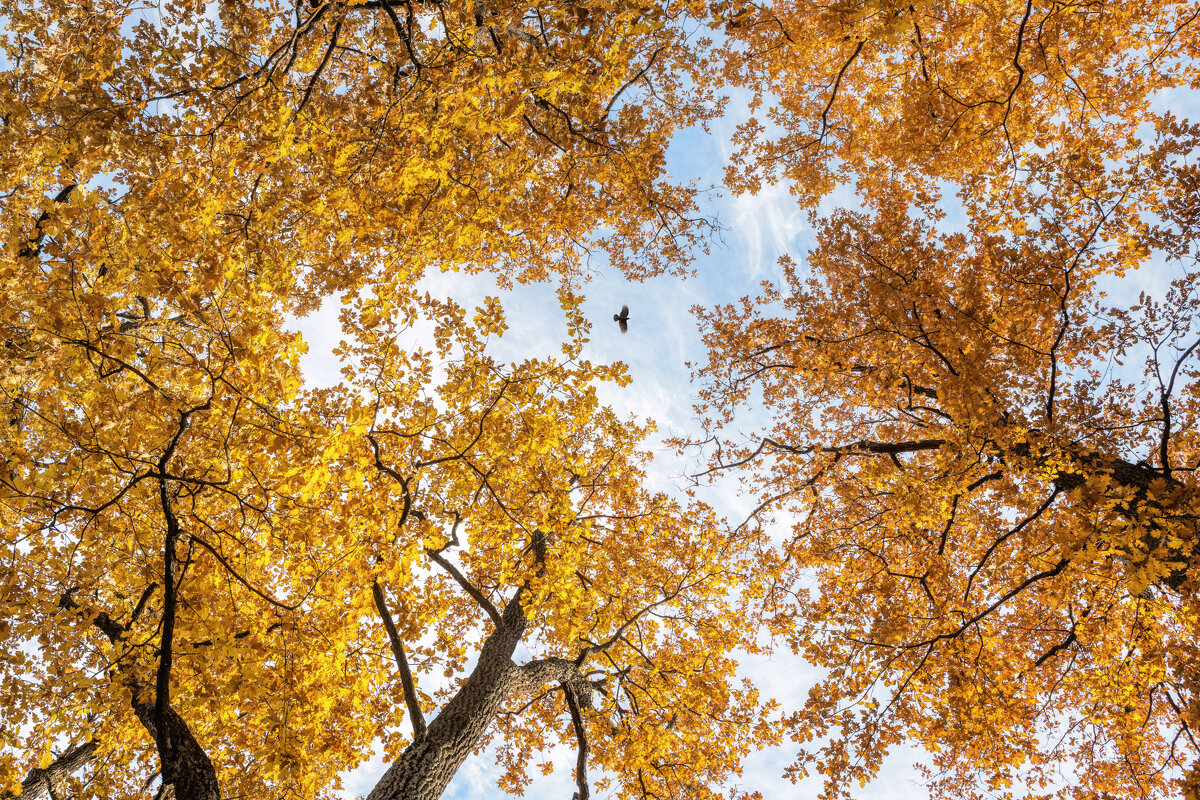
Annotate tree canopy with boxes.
[697,1,1200,798]
[3,0,1200,798]
[1,1,769,798]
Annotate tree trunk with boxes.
[132,700,221,800]
[58,591,222,800]
[366,595,529,800]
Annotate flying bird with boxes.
[613,305,629,334]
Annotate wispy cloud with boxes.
[722,183,807,282]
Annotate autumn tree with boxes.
[4,0,719,301]
[690,0,1200,797]
[717,0,1200,204]
[0,0,775,797]
[1,284,771,800]
[698,9,1200,796]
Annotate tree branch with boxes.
[563,684,591,800]
[373,580,427,740]
[58,592,220,800]
[365,593,529,800]
[424,548,502,626]
[18,184,77,260]
[189,532,301,611]
[5,741,97,800]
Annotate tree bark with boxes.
[366,595,529,800]
[366,591,589,800]
[131,700,221,800]
[58,591,221,800]
[6,741,96,800]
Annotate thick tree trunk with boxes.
[132,700,221,800]
[6,741,96,800]
[366,595,530,800]
[58,591,221,800]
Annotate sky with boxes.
[262,47,1200,797]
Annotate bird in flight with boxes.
[613,305,629,333]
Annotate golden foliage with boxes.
[699,6,1200,795]
[0,1,766,798]
[6,0,1200,797]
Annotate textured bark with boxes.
[366,595,529,800]
[366,592,590,800]
[58,591,221,800]
[133,701,221,800]
[6,741,96,800]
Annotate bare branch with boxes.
[189,532,302,611]
[424,548,502,626]
[373,580,427,740]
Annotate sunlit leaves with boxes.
[698,6,1200,794]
